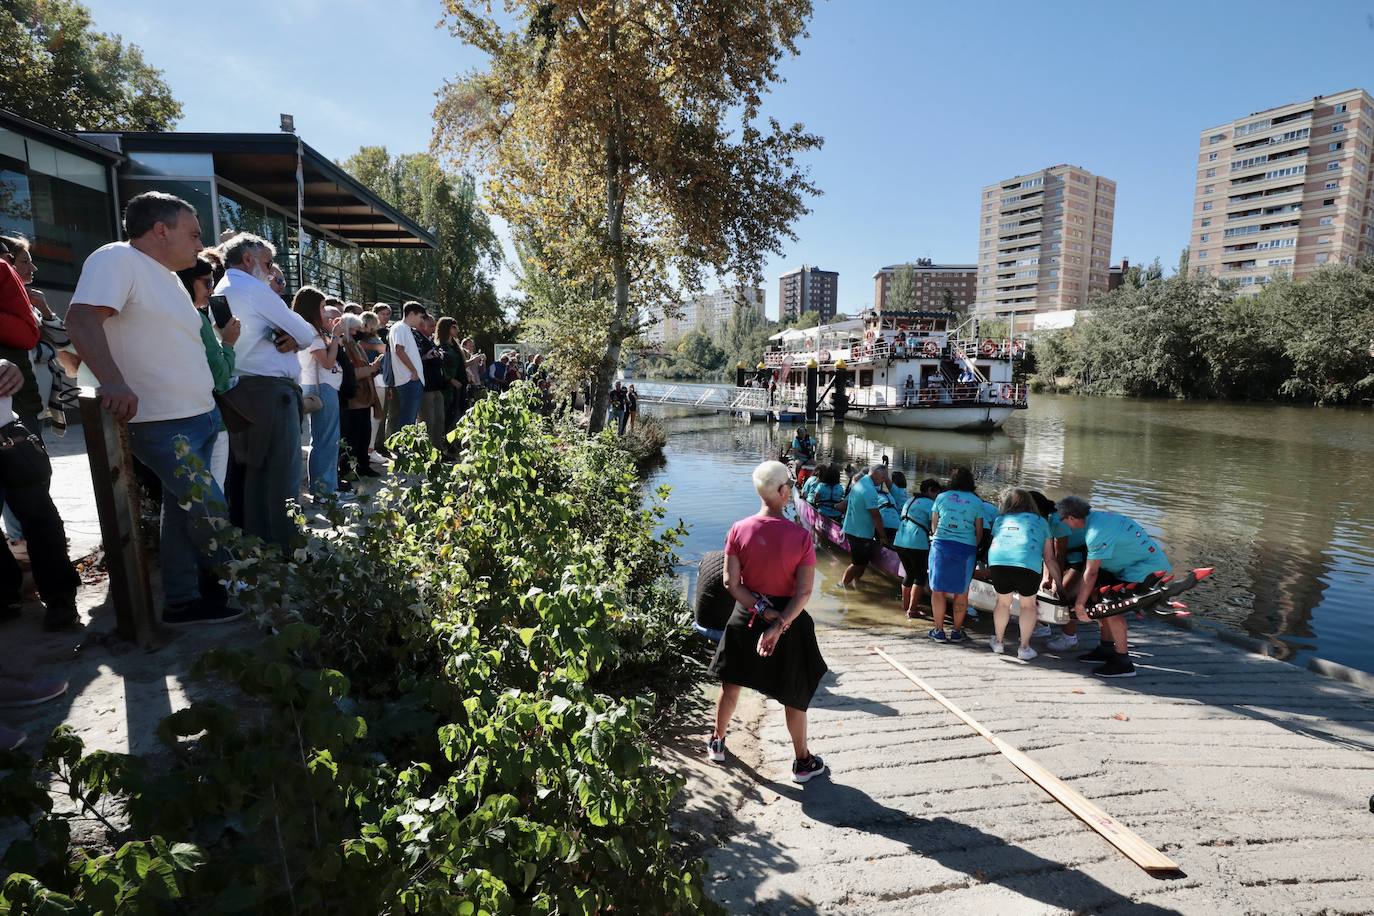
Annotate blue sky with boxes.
[85,0,1374,318]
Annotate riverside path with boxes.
[683,619,1374,914]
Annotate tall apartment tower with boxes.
[974,164,1115,330]
[778,265,838,322]
[1190,88,1374,291]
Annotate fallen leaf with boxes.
[1112,712,1130,722]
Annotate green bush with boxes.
[0,387,717,915]
[616,416,667,468]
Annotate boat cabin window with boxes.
[859,370,874,388]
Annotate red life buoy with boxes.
[1000,384,1013,401]
[865,329,876,344]
[980,339,997,357]
[923,340,939,356]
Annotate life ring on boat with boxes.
[923,340,939,356]
[1000,384,1013,401]
[980,339,997,357]
[864,329,876,344]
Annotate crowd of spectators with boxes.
[0,190,556,749]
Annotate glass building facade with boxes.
[0,117,118,309]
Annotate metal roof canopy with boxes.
[95,132,436,250]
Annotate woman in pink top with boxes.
[706,460,828,783]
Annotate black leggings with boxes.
[893,546,929,588]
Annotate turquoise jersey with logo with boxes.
[842,475,884,539]
[1048,510,1088,563]
[894,495,935,550]
[809,482,845,519]
[931,489,983,546]
[801,476,820,502]
[1085,510,1172,582]
[988,512,1051,572]
[981,500,998,530]
[879,485,906,531]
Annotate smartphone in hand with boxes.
[208,295,233,329]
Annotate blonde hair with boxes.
[752,460,791,498]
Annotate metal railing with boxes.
[632,382,772,413]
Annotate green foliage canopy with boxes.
[1,0,181,131]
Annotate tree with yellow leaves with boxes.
[434,0,822,431]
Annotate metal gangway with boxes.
[629,381,774,416]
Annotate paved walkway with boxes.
[45,428,101,560]
[697,621,1374,915]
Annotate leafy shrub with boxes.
[0,387,718,915]
[616,416,667,468]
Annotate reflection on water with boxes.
[645,395,1374,674]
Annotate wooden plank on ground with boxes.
[871,645,1180,875]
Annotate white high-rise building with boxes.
[641,286,764,343]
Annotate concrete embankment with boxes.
[687,620,1374,914]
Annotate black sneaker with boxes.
[1092,654,1137,679]
[42,595,80,630]
[792,754,827,784]
[163,599,245,627]
[1077,643,1115,664]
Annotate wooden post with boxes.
[79,393,156,646]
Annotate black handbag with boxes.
[0,420,52,488]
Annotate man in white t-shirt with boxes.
[387,302,425,431]
[214,233,315,549]
[67,191,240,626]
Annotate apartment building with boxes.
[641,286,765,344]
[778,265,838,323]
[974,164,1116,331]
[1190,88,1374,291]
[872,260,977,311]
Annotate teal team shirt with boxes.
[931,489,983,546]
[842,475,884,539]
[1085,510,1172,582]
[879,485,906,531]
[894,495,935,550]
[801,476,820,501]
[809,482,845,519]
[981,500,998,530]
[988,512,1051,572]
[1048,510,1088,562]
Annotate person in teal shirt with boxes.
[801,471,820,503]
[893,478,940,619]
[789,426,816,465]
[878,470,906,540]
[1042,503,1093,652]
[840,465,888,586]
[977,497,998,564]
[1056,495,1172,679]
[807,464,845,521]
[927,467,983,643]
[987,489,1062,661]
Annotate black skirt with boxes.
[707,598,828,711]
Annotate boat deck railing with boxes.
[765,336,1027,369]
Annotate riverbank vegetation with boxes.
[1034,260,1374,404]
[0,388,715,914]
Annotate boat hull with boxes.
[850,405,1017,431]
[792,490,1070,625]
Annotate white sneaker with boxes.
[989,637,1004,654]
[1031,623,1052,638]
[1017,646,1038,662]
[1047,634,1079,652]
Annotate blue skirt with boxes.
[928,538,977,595]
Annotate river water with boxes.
[643,391,1374,675]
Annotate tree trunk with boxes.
[589,14,627,435]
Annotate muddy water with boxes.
[645,393,1374,674]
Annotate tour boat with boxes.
[760,310,1029,431]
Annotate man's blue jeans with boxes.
[126,408,227,606]
[394,379,423,429]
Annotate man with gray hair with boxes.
[1055,495,1173,679]
[214,233,315,549]
[68,191,238,625]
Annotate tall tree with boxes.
[887,264,917,311]
[343,147,504,333]
[1,0,181,131]
[434,0,822,432]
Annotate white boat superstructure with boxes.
[758,310,1030,430]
